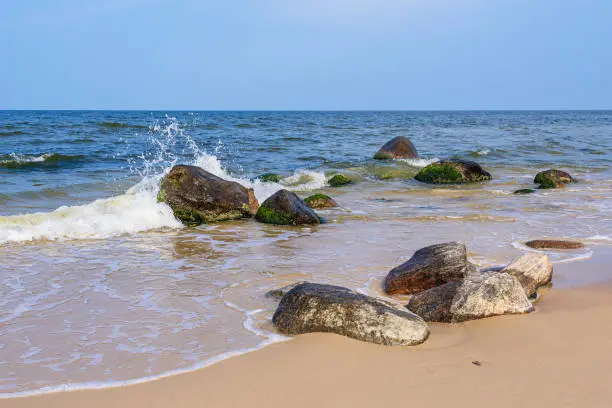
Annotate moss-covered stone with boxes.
[534,169,573,189]
[304,194,338,209]
[373,151,394,160]
[513,188,536,195]
[414,160,492,184]
[172,208,205,226]
[256,173,282,183]
[255,205,295,225]
[328,174,351,187]
[414,163,463,184]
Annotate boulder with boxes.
[501,253,553,297]
[414,160,492,184]
[304,194,338,209]
[255,189,321,225]
[525,239,584,250]
[273,283,429,346]
[158,165,258,225]
[451,272,535,322]
[374,136,419,160]
[256,173,282,183]
[408,272,534,322]
[328,174,351,187]
[534,169,574,189]
[514,188,535,195]
[383,242,475,295]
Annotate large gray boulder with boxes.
[273,283,429,346]
[407,272,534,322]
[501,253,553,297]
[374,136,419,160]
[158,165,258,225]
[384,242,474,295]
[255,189,321,225]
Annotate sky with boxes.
[0,0,611,110]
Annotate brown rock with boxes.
[374,136,419,160]
[383,242,475,295]
[158,165,258,225]
[525,240,584,250]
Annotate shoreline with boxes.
[3,249,612,407]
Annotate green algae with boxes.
[255,205,295,225]
[257,173,282,183]
[414,163,463,184]
[328,174,351,187]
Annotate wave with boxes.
[396,157,440,168]
[0,153,86,169]
[98,122,148,129]
[0,130,26,136]
[0,117,329,244]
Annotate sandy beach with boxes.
[3,254,611,408]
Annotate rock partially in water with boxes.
[408,272,534,322]
[256,173,282,183]
[304,194,338,209]
[514,188,536,195]
[374,136,419,160]
[501,253,553,297]
[451,272,535,322]
[158,164,258,225]
[255,189,321,225]
[273,283,429,346]
[414,160,492,184]
[525,239,584,250]
[383,242,474,295]
[265,282,307,300]
[328,174,351,187]
[534,169,575,189]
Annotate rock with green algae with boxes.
[534,169,574,189]
[513,188,536,195]
[414,160,492,184]
[374,136,419,160]
[159,164,259,226]
[256,173,282,183]
[255,189,321,225]
[328,174,351,187]
[304,194,338,209]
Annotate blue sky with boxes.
[1,0,610,110]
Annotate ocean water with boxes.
[1,110,612,396]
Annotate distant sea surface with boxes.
[1,111,611,396]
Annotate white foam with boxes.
[397,157,440,168]
[0,153,51,164]
[0,177,182,244]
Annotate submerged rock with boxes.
[501,253,553,297]
[256,173,282,183]
[525,239,584,250]
[534,169,575,189]
[273,283,429,346]
[374,136,419,160]
[328,174,351,187]
[414,160,492,184]
[451,272,535,322]
[514,188,536,195]
[304,194,338,209]
[159,164,258,225]
[383,242,474,295]
[255,189,321,225]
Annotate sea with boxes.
[1,110,611,396]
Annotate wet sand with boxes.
[4,254,612,408]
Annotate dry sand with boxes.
[3,263,612,407]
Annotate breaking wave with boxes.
[0,117,328,244]
[0,153,86,169]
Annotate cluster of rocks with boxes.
[158,165,338,227]
[269,242,554,345]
